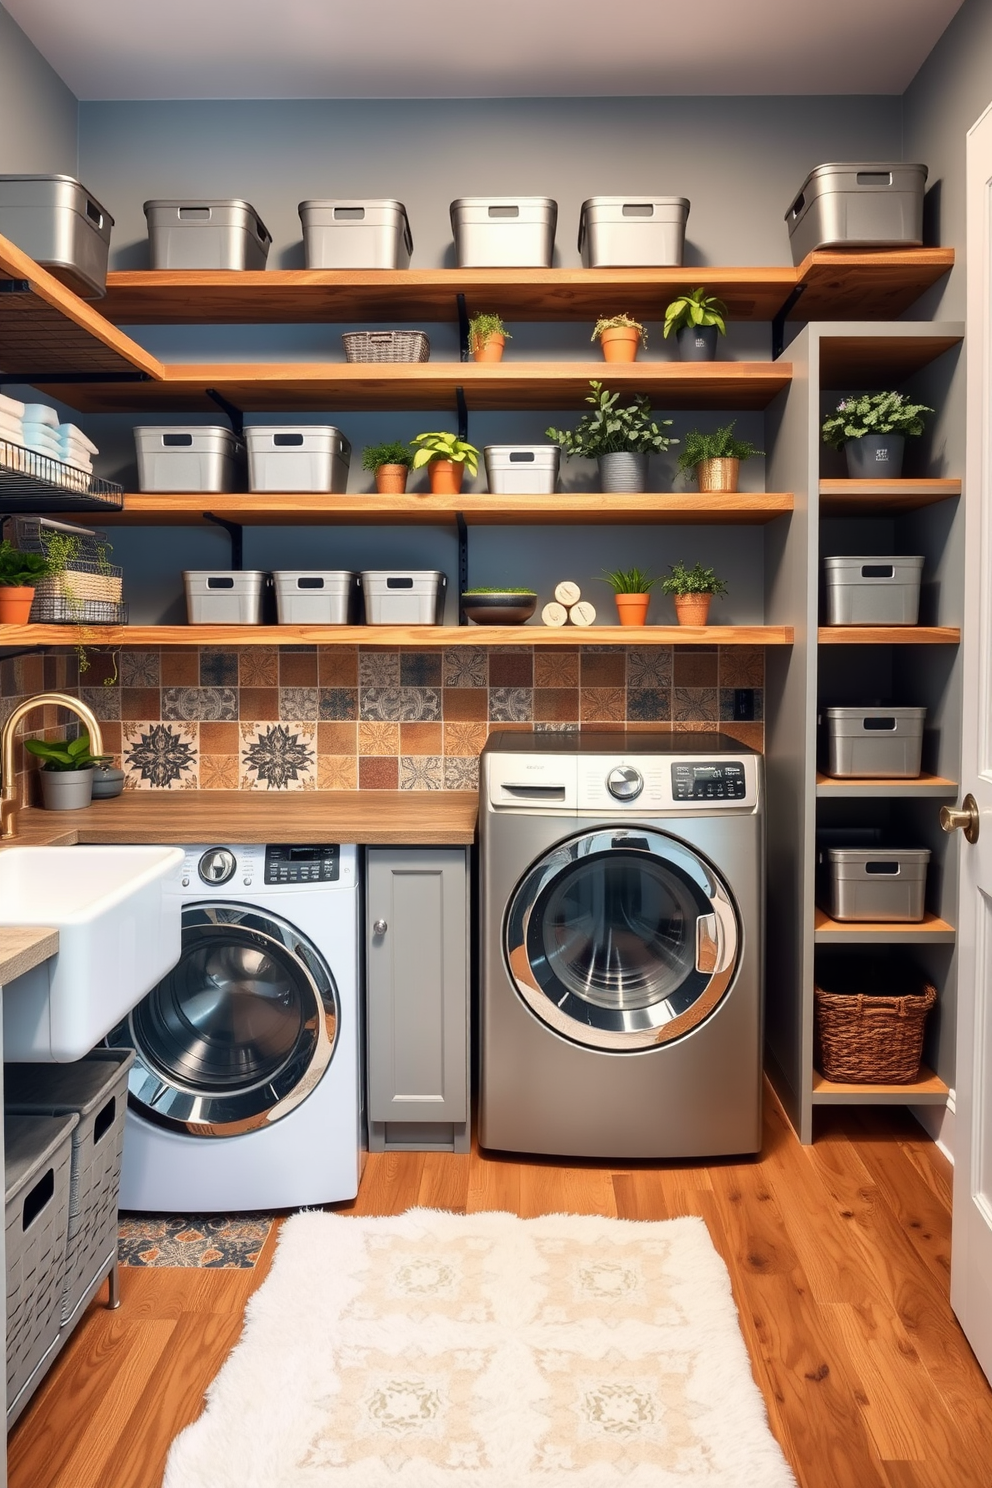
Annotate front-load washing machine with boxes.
[108,843,362,1211]
[480,731,764,1159]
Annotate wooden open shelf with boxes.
[0,623,795,648]
[815,771,958,797]
[811,1064,949,1105]
[819,331,962,385]
[813,908,955,943]
[817,625,961,645]
[819,478,961,516]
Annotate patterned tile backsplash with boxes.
[0,650,81,803]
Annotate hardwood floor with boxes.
[8,1084,992,1488]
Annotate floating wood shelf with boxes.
[811,1064,949,1105]
[817,625,961,644]
[813,908,955,943]
[815,771,958,797]
[819,332,962,385]
[0,623,795,648]
[819,478,961,516]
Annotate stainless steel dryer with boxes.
[479,731,764,1159]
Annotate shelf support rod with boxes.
[771,284,806,360]
[204,512,243,570]
[0,279,31,294]
[456,511,468,625]
[205,388,245,440]
[456,293,470,362]
[456,385,468,444]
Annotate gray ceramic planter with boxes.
[91,764,126,799]
[38,767,94,811]
[844,434,905,479]
[598,451,649,492]
[676,325,719,362]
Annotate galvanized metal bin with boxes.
[0,174,114,299]
[144,199,271,270]
[360,571,446,625]
[273,570,358,624]
[300,199,413,269]
[450,197,557,268]
[134,426,244,493]
[785,162,928,265]
[184,570,269,624]
[821,846,930,922]
[246,425,351,493]
[578,196,690,267]
[822,705,926,778]
[484,445,560,494]
[823,555,924,626]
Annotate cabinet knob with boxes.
[940,794,980,844]
[373,919,388,935]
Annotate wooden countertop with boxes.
[0,927,59,985]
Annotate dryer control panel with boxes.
[265,844,340,884]
[672,761,748,801]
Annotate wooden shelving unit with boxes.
[813,908,955,943]
[811,1065,949,1105]
[815,771,957,797]
[817,625,961,644]
[819,477,961,516]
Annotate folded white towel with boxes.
[0,414,24,442]
[0,392,25,420]
[21,402,59,428]
[56,423,99,456]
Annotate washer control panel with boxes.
[672,761,747,801]
[198,847,236,884]
[607,765,643,800]
[265,844,340,885]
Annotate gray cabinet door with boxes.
[366,847,468,1125]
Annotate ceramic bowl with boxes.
[461,592,538,625]
[91,764,126,799]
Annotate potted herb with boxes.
[546,380,678,494]
[461,587,538,624]
[821,391,933,479]
[24,731,111,811]
[410,431,481,495]
[0,540,50,624]
[592,313,646,364]
[678,421,764,492]
[361,440,414,495]
[663,287,728,363]
[600,566,656,626]
[660,561,728,627]
[468,312,511,363]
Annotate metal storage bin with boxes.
[360,571,447,625]
[246,425,351,493]
[300,199,413,269]
[144,199,271,270]
[273,570,357,624]
[823,555,924,626]
[450,197,557,268]
[4,1050,133,1329]
[821,846,930,922]
[484,445,560,495]
[134,425,244,493]
[0,174,114,299]
[785,162,928,265]
[5,1112,77,1426]
[184,570,268,624]
[822,705,926,779]
[578,196,690,267]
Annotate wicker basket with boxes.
[814,981,937,1083]
[342,330,430,363]
[34,566,123,605]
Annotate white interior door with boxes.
[949,100,992,1383]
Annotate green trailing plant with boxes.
[660,561,728,598]
[546,381,678,459]
[410,431,480,476]
[591,313,647,347]
[468,312,511,348]
[677,421,764,473]
[600,566,657,594]
[663,288,728,340]
[24,731,110,773]
[0,539,51,588]
[39,530,118,680]
[821,391,934,449]
[462,587,536,595]
[361,440,414,472]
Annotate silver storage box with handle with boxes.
[785,162,927,265]
[134,426,244,493]
[246,425,351,493]
[823,705,926,778]
[184,570,268,624]
[822,847,930,922]
[823,555,924,626]
[450,197,557,268]
[273,571,358,624]
[484,445,560,495]
[299,199,413,269]
[0,174,114,298]
[360,571,447,625]
[144,199,271,270]
[578,196,690,267]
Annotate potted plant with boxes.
[23,731,111,811]
[591,313,647,364]
[410,431,481,495]
[677,421,764,492]
[468,312,511,363]
[821,391,934,479]
[660,561,728,626]
[546,380,678,494]
[663,287,728,363]
[361,440,414,495]
[0,539,50,624]
[600,566,656,626]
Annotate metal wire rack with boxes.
[0,438,123,514]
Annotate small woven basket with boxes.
[342,330,430,363]
[814,981,937,1083]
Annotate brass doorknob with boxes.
[940,794,980,844]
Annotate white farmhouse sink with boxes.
[0,845,184,1061]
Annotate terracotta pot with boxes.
[695,457,740,493]
[615,593,651,626]
[0,586,35,624]
[429,459,464,495]
[598,326,641,362]
[472,334,505,363]
[674,593,712,626]
[375,463,409,494]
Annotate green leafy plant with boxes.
[677,421,764,472]
[592,313,646,347]
[600,566,657,594]
[361,440,414,472]
[24,731,110,773]
[663,288,728,340]
[410,431,480,476]
[546,381,678,459]
[0,539,51,588]
[660,561,728,598]
[39,530,118,680]
[462,587,536,595]
[468,312,511,348]
[821,392,934,449]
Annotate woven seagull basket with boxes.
[342,330,430,363]
[814,980,937,1083]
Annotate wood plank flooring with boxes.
[8,1084,992,1488]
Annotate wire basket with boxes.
[0,438,123,513]
[341,330,430,363]
[814,979,937,1083]
[30,595,128,626]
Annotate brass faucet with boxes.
[1,693,105,839]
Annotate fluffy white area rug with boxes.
[164,1208,797,1488]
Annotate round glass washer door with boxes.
[108,902,339,1137]
[504,828,740,1052]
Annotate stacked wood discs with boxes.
[542,581,596,627]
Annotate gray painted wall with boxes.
[0,3,77,175]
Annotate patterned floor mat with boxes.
[118,1213,274,1268]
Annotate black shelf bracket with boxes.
[456,511,468,625]
[456,385,468,444]
[204,512,244,570]
[456,293,470,362]
[0,279,31,294]
[205,388,245,440]
[771,283,807,361]
[0,645,53,662]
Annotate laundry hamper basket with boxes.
[814,977,936,1083]
[342,330,430,363]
